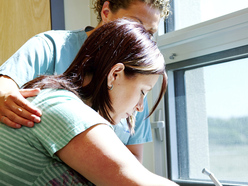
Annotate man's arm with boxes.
[0,75,41,128]
[0,32,61,128]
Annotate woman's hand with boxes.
[0,78,42,128]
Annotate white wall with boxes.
[64,0,98,30]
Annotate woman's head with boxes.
[65,19,167,131]
[106,64,161,133]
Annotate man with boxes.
[0,0,170,162]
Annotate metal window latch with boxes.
[151,121,165,142]
[151,109,165,142]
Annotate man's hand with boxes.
[0,76,42,128]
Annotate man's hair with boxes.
[23,19,167,133]
[93,0,170,23]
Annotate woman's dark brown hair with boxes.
[23,19,167,133]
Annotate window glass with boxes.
[204,58,248,182]
[173,57,248,183]
[173,0,248,31]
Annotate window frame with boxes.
[50,0,65,30]
[166,46,248,186]
[157,8,248,64]
[154,7,248,186]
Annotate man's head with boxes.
[92,0,170,35]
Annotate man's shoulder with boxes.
[34,29,88,46]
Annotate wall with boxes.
[0,0,96,66]
[64,0,98,30]
[0,0,51,65]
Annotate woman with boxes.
[0,19,177,185]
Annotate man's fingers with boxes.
[1,99,40,128]
[2,94,41,127]
[0,88,42,128]
[0,114,21,128]
[19,88,40,98]
[19,89,42,116]
[9,96,41,122]
[0,112,36,128]
[10,93,42,117]
[9,103,40,121]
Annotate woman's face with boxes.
[108,72,159,124]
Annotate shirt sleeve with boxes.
[0,30,87,88]
[127,97,153,145]
[0,34,55,88]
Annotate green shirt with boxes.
[0,89,112,185]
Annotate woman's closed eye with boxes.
[141,90,147,97]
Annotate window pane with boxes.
[204,58,248,182]
[173,0,248,30]
[175,58,248,183]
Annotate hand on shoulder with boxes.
[0,76,42,128]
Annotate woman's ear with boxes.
[101,1,111,24]
[107,63,125,88]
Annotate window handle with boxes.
[202,168,222,186]
[151,121,165,142]
[151,109,165,142]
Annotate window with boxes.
[168,49,248,185]
[160,0,248,34]
[173,0,248,31]
[154,2,248,185]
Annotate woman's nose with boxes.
[135,98,144,112]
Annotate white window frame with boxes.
[151,7,248,185]
[157,8,248,64]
